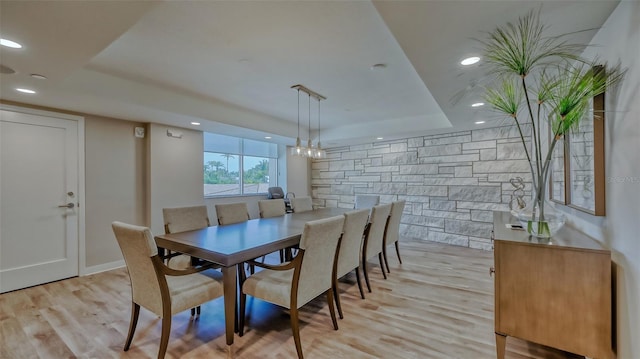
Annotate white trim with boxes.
[0,104,84,122]
[0,104,87,277]
[77,117,87,276]
[83,260,125,276]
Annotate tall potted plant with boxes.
[480,11,624,237]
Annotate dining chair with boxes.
[361,203,392,292]
[239,215,345,359]
[215,202,264,270]
[290,196,313,213]
[162,205,211,270]
[215,202,250,225]
[258,199,288,262]
[258,199,286,218]
[354,194,380,210]
[112,222,224,359]
[333,208,370,318]
[382,200,406,273]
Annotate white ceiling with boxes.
[0,0,619,148]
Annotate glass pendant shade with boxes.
[291,136,304,156]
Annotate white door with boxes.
[0,108,80,293]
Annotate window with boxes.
[204,133,278,197]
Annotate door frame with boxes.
[0,104,86,276]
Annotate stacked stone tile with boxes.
[311,125,532,250]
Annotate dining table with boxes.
[154,207,350,346]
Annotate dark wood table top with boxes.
[155,207,350,266]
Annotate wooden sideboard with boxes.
[492,211,612,359]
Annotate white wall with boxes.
[148,123,204,235]
[567,2,639,357]
[286,150,311,198]
[85,116,146,269]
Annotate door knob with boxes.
[58,203,75,208]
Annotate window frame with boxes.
[203,135,277,198]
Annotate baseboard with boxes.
[82,259,125,276]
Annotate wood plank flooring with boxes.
[0,239,584,359]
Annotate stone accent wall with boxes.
[311,125,532,250]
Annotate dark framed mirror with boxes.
[549,65,606,216]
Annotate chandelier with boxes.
[290,84,326,159]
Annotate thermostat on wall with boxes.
[134,127,145,138]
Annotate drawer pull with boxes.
[489,267,495,277]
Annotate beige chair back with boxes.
[296,215,345,306]
[162,205,210,233]
[290,196,313,213]
[355,194,380,210]
[215,202,250,225]
[364,203,392,261]
[385,200,406,245]
[112,221,163,315]
[258,199,286,218]
[337,209,370,278]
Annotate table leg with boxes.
[495,332,506,359]
[222,266,237,346]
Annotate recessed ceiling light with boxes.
[30,74,47,80]
[1,38,22,49]
[475,121,486,125]
[376,137,384,140]
[471,102,485,107]
[190,122,200,126]
[264,136,272,139]
[461,56,480,66]
[16,88,36,94]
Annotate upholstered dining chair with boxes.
[162,205,211,270]
[215,202,265,270]
[361,203,392,292]
[333,208,370,319]
[215,202,250,225]
[112,222,224,359]
[354,194,380,210]
[290,196,313,213]
[258,199,287,218]
[382,200,406,273]
[239,215,345,359]
[258,199,288,262]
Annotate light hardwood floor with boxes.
[0,240,584,359]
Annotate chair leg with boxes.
[354,268,365,299]
[158,315,171,359]
[362,259,372,293]
[290,307,304,359]
[279,249,285,263]
[196,306,201,316]
[395,241,402,264]
[124,302,140,351]
[326,289,339,330]
[382,244,391,274]
[332,276,343,319]
[191,308,195,316]
[378,253,387,280]
[239,292,246,336]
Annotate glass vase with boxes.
[516,183,566,238]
